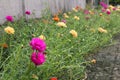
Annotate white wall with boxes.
[0,0,86,24]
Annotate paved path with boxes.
[86,34,120,80]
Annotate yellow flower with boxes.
[69,30,78,38]
[98,27,107,33]
[56,22,67,27]
[72,8,78,12]
[63,13,69,18]
[109,5,114,8]
[64,15,69,18]
[99,13,103,16]
[109,5,114,11]
[74,16,80,20]
[4,26,15,34]
[91,59,96,64]
[32,74,38,80]
[39,35,46,40]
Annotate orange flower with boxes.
[50,77,58,80]
[91,59,96,64]
[52,15,60,22]
[0,43,8,48]
[75,6,79,10]
[75,6,83,11]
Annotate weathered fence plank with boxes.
[0,0,86,24]
[0,0,23,24]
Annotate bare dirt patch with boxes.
[86,33,120,80]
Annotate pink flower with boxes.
[31,52,46,66]
[101,8,106,13]
[84,10,89,15]
[25,10,31,15]
[30,38,46,52]
[112,7,116,11]
[106,9,111,15]
[6,16,14,22]
[61,20,66,23]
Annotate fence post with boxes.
[22,0,25,17]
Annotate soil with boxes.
[86,33,120,80]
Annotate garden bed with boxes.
[0,4,120,80]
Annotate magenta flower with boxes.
[25,10,31,15]
[30,38,46,52]
[100,2,108,9]
[31,52,46,66]
[106,9,111,15]
[6,16,14,22]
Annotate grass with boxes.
[0,6,120,80]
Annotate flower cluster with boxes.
[100,2,111,15]
[30,38,46,66]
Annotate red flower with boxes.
[50,77,58,80]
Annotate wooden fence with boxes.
[0,0,86,24]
